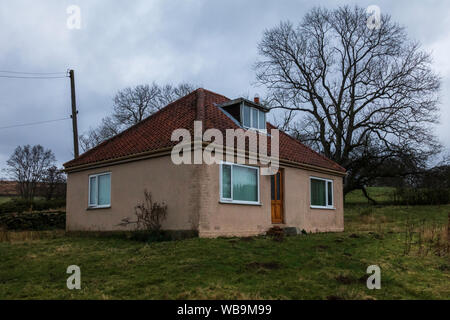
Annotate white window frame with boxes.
[220,161,260,205]
[241,104,267,132]
[310,176,334,209]
[88,172,111,208]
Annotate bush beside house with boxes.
[0,198,65,214]
[0,211,65,230]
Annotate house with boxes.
[63,88,346,237]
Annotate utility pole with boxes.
[69,69,79,158]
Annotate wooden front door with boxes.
[271,170,283,224]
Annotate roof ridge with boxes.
[201,88,230,101]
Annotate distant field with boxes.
[345,187,396,205]
[0,196,48,204]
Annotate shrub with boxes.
[118,190,167,232]
[393,188,450,205]
[0,198,65,214]
[0,211,65,230]
[0,199,29,214]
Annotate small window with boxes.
[88,173,111,208]
[251,108,258,128]
[310,177,334,209]
[241,104,266,131]
[243,105,251,127]
[258,110,266,130]
[220,162,260,204]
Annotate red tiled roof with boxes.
[64,88,345,173]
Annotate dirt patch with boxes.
[369,232,383,240]
[438,263,450,271]
[335,275,358,284]
[246,261,282,270]
[358,275,369,284]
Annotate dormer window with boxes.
[218,97,269,133]
[242,104,266,131]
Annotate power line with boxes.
[0,117,71,130]
[0,69,68,79]
[0,70,67,75]
[0,75,67,79]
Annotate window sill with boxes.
[243,126,267,134]
[87,206,111,211]
[219,200,262,206]
[310,206,335,210]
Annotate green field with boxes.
[0,201,449,300]
[345,187,396,205]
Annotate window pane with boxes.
[251,108,258,128]
[233,166,258,202]
[311,179,326,206]
[327,181,333,206]
[98,174,111,206]
[89,176,97,205]
[222,165,232,199]
[258,111,266,129]
[271,175,275,200]
[243,105,251,127]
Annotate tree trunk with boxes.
[361,186,377,205]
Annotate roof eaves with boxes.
[218,98,270,112]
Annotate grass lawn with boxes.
[0,196,12,204]
[345,187,396,205]
[0,204,449,300]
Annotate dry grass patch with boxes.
[0,230,65,243]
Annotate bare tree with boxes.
[79,116,121,152]
[158,83,196,107]
[41,166,66,200]
[113,83,161,127]
[255,6,441,200]
[113,82,196,126]
[5,145,56,201]
[79,82,196,152]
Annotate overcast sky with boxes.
[0,0,449,174]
